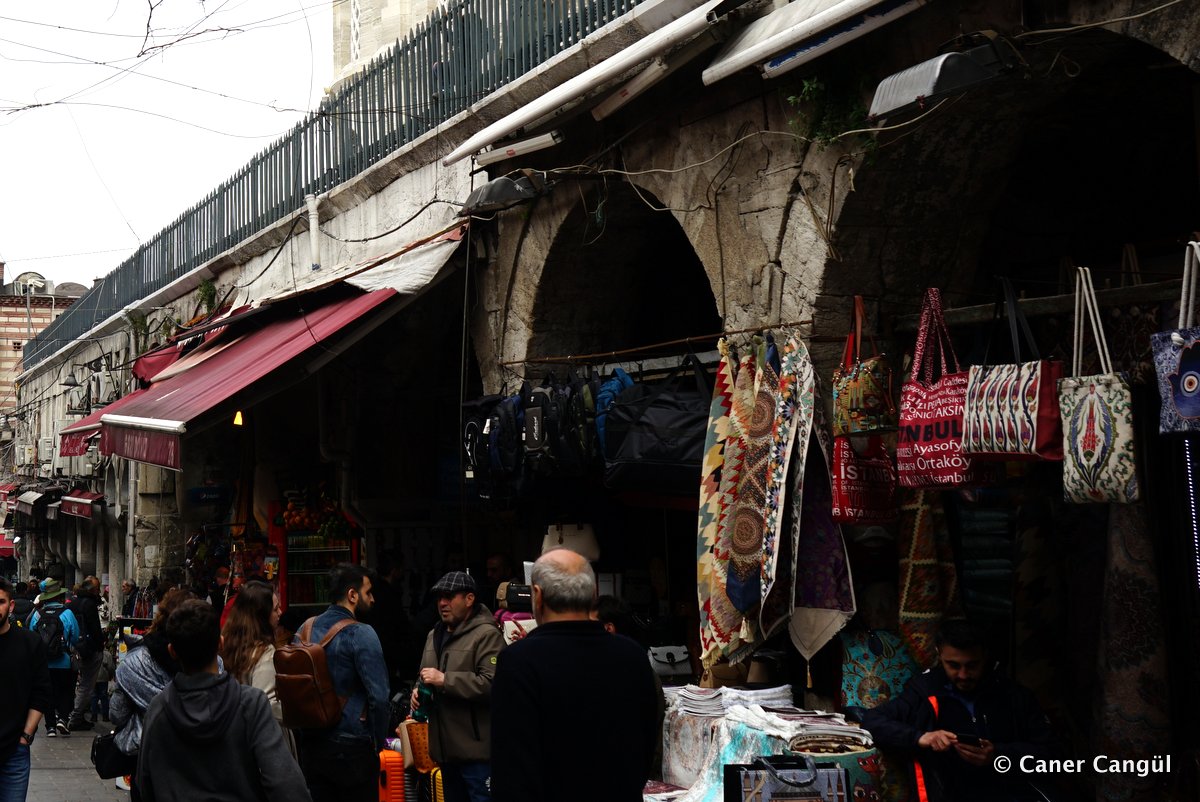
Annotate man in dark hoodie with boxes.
[136,599,310,802]
[68,576,106,731]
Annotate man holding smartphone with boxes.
[863,620,1058,801]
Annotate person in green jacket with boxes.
[411,571,505,802]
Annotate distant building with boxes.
[333,0,439,83]
[0,262,80,415]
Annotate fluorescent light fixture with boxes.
[760,0,925,80]
[591,59,671,121]
[475,131,563,166]
[868,40,1018,121]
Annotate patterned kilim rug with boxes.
[697,341,742,668]
[760,334,815,638]
[727,336,780,613]
[896,489,961,667]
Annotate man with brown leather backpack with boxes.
[281,564,389,802]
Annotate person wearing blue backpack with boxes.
[27,578,80,737]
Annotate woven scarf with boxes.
[759,335,815,638]
[788,418,856,664]
[896,488,961,666]
[727,337,780,613]
[697,341,744,668]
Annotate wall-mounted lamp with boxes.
[868,35,1021,122]
[60,371,81,388]
[233,410,244,426]
[457,175,543,217]
[475,131,563,167]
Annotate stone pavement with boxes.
[27,722,128,802]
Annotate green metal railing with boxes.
[25,0,643,370]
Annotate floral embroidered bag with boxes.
[1059,267,1139,503]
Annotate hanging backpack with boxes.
[522,380,560,476]
[462,394,503,498]
[594,368,634,456]
[484,392,525,499]
[35,607,70,658]
[274,617,360,729]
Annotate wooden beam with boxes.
[894,279,1180,333]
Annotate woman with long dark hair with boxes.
[220,580,294,754]
[110,587,196,799]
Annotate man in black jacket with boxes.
[490,549,659,802]
[862,620,1059,802]
[137,599,310,802]
[0,577,52,802]
[68,576,106,731]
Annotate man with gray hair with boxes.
[490,548,659,802]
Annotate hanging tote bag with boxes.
[1059,267,1140,504]
[897,288,993,487]
[832,296,897,437]
[830,435,897,524]
[962,277,1064,460]
[1152,241,1200,434]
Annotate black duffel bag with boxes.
[603,354,711,495]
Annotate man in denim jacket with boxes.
[295,564,390,802]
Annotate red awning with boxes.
[61,491,104,519]
[60,389,151,456]
[100,289,399,470]
[0,483,16,506]
[0,543,13,558]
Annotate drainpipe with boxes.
[306,194,322,272]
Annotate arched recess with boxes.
[826,29,1199,314]
[519,181,722,361]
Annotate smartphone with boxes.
[956,734,981,747]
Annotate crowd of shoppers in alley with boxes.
[3,550,660,802]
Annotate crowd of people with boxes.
[1,552,1062,802]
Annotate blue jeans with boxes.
[0,744,31,802]
[441,761,490,802]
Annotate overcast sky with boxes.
[0,0,334,289]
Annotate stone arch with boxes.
[525,181,721,360]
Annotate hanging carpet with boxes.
[697,340,745,668]
[759,335,815,639]
[1096,503,1172,802]
[726,337,779,613]
[896,489,962,667]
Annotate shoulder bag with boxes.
[962,277,1064,460]
[897,288,993,487]
[1059,267,1140,503]
[1151,241,1200,434]
[832,296,897,437]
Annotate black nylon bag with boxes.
[91,730,137,779]
[603,354,711,495]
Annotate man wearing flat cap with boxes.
[411,571,505,802]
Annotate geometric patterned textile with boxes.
[760,334,815,635]
[726,337,780,613]
[697,341,745,668]
[896,488,961,667]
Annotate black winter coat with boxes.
[862,665,1058,802]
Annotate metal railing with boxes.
[24,0,644,370]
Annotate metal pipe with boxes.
[306,193,322,272]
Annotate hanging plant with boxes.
[785,74,876,155]
[198,278,217,314]
[127,311,150,354]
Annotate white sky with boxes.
[0,0,334,289]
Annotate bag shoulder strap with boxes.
[297,616,317,645]
[1180,241,1200,330]
[1073,267,1112,376]
[317,617,358,648]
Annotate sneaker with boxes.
[55,722,71,736]
[115,776,131,791]
[46,728,57,738]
